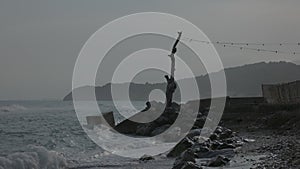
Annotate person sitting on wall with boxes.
[141,101,151,112]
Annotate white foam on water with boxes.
[85,125,176,158]
[0,104,27,112]
[0,101,155,167]
[0,146,67,169]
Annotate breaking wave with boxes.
[0,104,27,112]
[0,146,67,169]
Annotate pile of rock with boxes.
[169,126,244,169]
[135,102,180,136]
[114,101,200,137]
[115,101,248,168]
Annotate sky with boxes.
[1,0,300,100]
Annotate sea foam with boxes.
[0,146,67,169]
[0,104,27,112]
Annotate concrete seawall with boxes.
[262,80,300,104]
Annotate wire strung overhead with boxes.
[182,37,300,56]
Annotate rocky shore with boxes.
[135,101,300,169]
[84,99,300,169]
[224,107,300,169]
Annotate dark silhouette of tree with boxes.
[165,32,182,107]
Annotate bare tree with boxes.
[165,32,182,107]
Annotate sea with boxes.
[0,100,168,169]
[0,100,265,169]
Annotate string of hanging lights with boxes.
[182,37,300,56]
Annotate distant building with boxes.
[262,80,300,104]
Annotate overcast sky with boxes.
[1,0,300,100]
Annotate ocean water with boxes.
[0,100,148,169]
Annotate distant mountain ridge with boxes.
[63,61,300,101]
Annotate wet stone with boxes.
[181,161,203,169]
[172,149,196,169]
[139,154,154,162]
[207,155,230,167]
[209,133,219,141]
[186,129,201,139]
[168,137,195,157]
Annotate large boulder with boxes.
[168,137,195,157]
[219,128,233,140]
[207,155,230,167]
[172,148,196,169]
[139,154,155,162]
[150,124,171,136]
[181,161,202,169]
[192,117,206,129]
[136,123,157,136]
[186,129,201,139]
[86,111,115,129]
